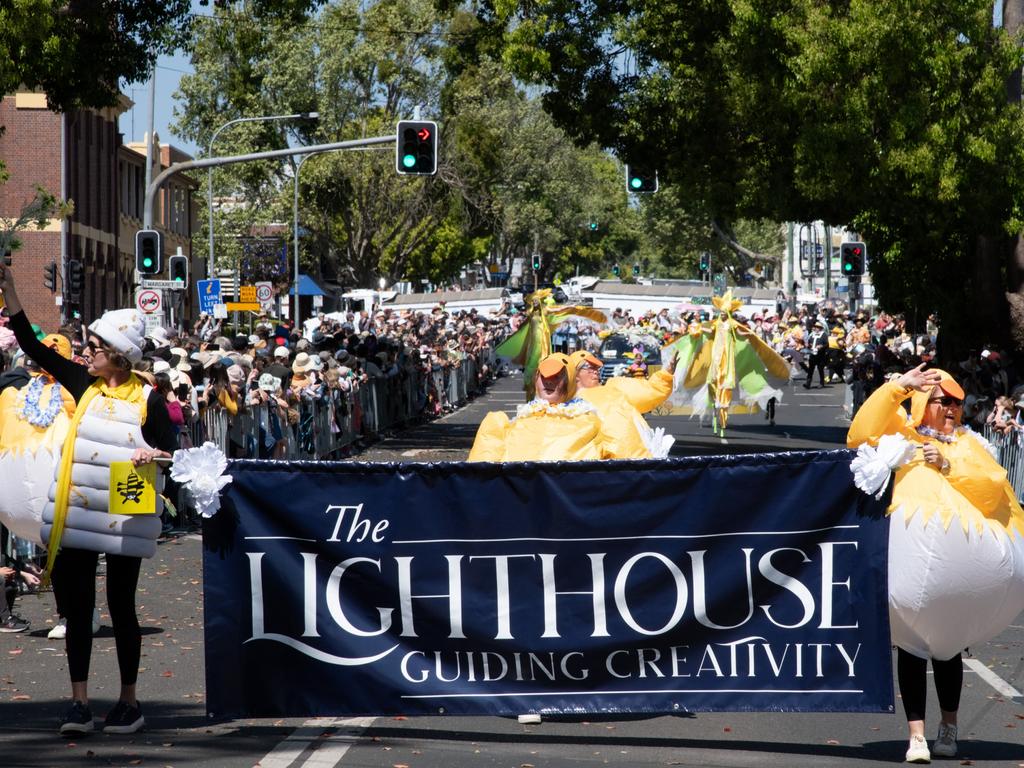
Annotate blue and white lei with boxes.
[17,376,64,428]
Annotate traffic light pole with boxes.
[142,134,396,232]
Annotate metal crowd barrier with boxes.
[982,425,1024,503]
[173,350,495,527]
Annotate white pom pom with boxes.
[170,441,233,518]
[850,434,916,499]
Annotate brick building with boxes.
[0,91,198,333]
[119,139,200,325]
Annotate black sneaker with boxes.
[59,700,94,736]
[0,614,30,633]
[103,700,144,734]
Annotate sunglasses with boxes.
[928,396,963,407]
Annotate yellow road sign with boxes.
[225,302,261,312]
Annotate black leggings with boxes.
[897,648,963,722]
[51,548,142,686]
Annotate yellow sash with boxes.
[44,374,147,580]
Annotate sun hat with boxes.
[292,352,318,374]
[88,309,146,364]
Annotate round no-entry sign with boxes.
[136,289,161,314]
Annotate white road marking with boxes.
[964,658,1023,698]
[258,717,375,768]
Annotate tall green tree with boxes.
[493,0,1024,355]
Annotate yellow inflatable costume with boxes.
[847,372,1024,660]
[571,350,673,459]
[469,353,607,462]
[0,335,76,545]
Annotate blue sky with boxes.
[120,50,198,157]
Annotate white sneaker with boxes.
[92,608,101,634]
[47,619,67,640]
[932,722,957,757]
[517,714,542,724]
[905,734,931,763]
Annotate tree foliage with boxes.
[493,0,1024,345]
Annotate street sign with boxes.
[140,279,185,291]
[255,281,273,304]
[213,303,228,319]
[225,302,261,312]
[239,285,257,303]
[135,288,162,314]
[197,279,222,314]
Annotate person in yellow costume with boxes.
[468,352,608,462]
[847,364,1024,763]
[663,290,790,434]
[0,334,77,545]
[570,350,678,459]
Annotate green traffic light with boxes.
[142,258,153,268]
[402,154,417,169]
[630,177,642,189]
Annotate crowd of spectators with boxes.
[0,303,509,467]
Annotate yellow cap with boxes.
[41,333,72,360]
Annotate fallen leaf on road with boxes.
[392,715,408,721]
[161,670,174,678]
[826,739,840,745]
[11,695,30,700]
[723,726,732,732]
[8,649,22,655]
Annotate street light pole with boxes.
[292,153,312,328]
[206,111,318,279]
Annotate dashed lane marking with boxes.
[964,658,1023,698]
[258,717,375,768]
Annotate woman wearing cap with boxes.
[469,353,609,462]
[570,349,678,459]
[848,364,1024,763]
[0,263,177,737]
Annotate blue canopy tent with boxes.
[288,274,328,325]
[289,274,326,297]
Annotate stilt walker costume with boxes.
[663,290,790,434]
[494,290,606,401]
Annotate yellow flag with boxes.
[109,461,157,515]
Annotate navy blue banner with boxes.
[203,450,893,718]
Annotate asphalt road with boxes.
[1,372,1021,768]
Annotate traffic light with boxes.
[632,263,641,276]
[135,229,162,275]
[396,120,438,176]
[67,259,84,296]
[169,254,189,285]
[612,263,621,277]
[699,252,710,273]
[42,261,57,292]
[840,241,867,277]
[532,254,541,271]
[625,165,658,193]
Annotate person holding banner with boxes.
[570,349,677,459]
[847,363,1024,763]
[469,352,608,462]
[0,262,177,737]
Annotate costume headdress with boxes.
[907,369,965,427]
